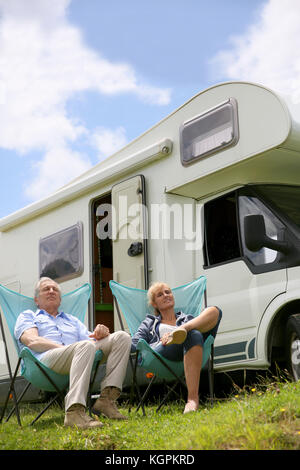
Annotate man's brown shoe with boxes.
[92,387,127,420]
[64,404,104,429]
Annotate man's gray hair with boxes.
[34,277,62,298]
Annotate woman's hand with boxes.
[160,332,171,346]
[89,324,110,340]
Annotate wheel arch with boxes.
[267,299,300,364]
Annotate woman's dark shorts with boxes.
[152,307,222,362]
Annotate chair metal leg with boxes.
[156,380,182,412]
[112,296,146,416]
[29,393,61,426]
[135,349,187,413]
[128,356,135,414]
[130,351,145,416]
[87,359,102,416]
[0,315,22,425]
[0,357,22,425]
[5,381,31,423]
[208,345,214,406]
[149,349,187,388]
[135,374,156,413]
[21,362,68,425]
[1,359,66,426]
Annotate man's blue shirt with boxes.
[14,309,92,361]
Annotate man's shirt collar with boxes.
[35,308,65,318]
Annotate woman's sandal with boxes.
[166,327,187,346]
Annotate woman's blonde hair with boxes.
[147,282,172,315]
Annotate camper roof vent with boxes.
[180,98,239,166]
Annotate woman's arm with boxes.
[131,319,152,352]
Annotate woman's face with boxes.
[152,284,175,312]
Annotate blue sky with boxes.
[1,0,299,219]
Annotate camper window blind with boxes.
[180,98,239,165]
[39,222,84,282]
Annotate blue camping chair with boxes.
[109,276,219,414]
[0,282,103,426]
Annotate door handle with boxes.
[128,242,143,257]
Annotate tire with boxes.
[285,314,300,381]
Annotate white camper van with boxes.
[0,81,300,398]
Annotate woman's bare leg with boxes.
[183,344,203,413]
[170,307,219,412]
[183,306,219,334]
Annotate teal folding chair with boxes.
[109,276,219,413]
[0,282,103,426]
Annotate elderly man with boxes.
[14,277,131,429]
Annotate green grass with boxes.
[1,379,300,450]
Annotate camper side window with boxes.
[238,195,285,266]
[39,222,84,282]
[204,193,241,266]
[180,98,239,165]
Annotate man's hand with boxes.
[89,324,110,341]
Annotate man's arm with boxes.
[20,327,64,353]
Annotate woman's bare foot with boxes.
[183,400,199,414]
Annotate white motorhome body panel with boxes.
[0,81,297,234]
[206,261,287,370]
[0,81,300,387]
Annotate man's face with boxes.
[35,279,61,315]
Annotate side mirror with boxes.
[244,215,289,254]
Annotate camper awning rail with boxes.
[0,138,172,232]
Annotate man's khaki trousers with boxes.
[41,331,131,411]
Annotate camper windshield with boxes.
[255,185,300,230]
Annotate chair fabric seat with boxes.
[109,276,219,413]
[20,347,69,392]
[137,335,214,381]
[20,346,103,392]
[0,282,103,425]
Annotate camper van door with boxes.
[111,175,148,289]
[202,191,287,366]
[205,261,286,362]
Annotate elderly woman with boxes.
[131,282,222,414]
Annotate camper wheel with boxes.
[285,314,300,381]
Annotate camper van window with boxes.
[238,196,285,266]
[180,98,239,165]
[39,222,83,282]
[204,193,241,266]
[255,185,300,230]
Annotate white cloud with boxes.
[25,146,91,201]
[91,127,128,159]
[212,0,300,106]
[0,0,171,200]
